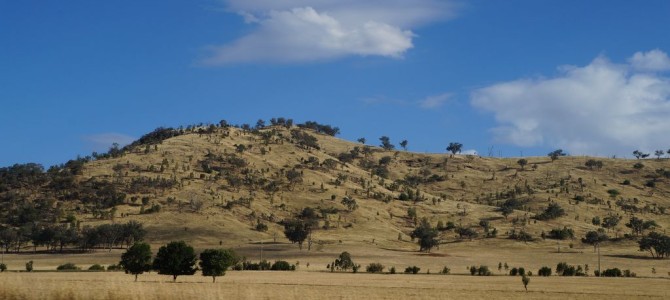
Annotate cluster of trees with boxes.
[0,221,145,253]
[297,121,339,136]
[120,241,240,282]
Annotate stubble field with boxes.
[1,270,669,300]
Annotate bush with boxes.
[518,267,526,276]
[404,266,420,274]
[0,263,6,272]
[510,268,518,276]
[57,263,80,271]
[270,260,295,271]
[601,268,622,277]
[556,262,585,276]
[88,264,105,271]
[107,264,123,271]
[366,263,385,273]
[389,266,396,274]
[440,266,451,274]
[255,223,269,232]
[25,261,33,272]
[538,266,552,276]
[477,265,492,276]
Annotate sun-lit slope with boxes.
[79,125,670,252]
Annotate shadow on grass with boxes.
[604,254,659,260]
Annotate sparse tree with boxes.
[654,150,665,160]
[548,149,566,161]
[199,248,239,283]
[400,140,408,151]
[152,241,197,282]
[522,275,530,291]
[410,218,439,252]
[446,142,462,155]
[283,219,311,250]
[517,159,528,170]
[334,251,355,271]
[379,136,395,150]
[341,197,358,211]
[119,242,152,282]
[582,230,608,275]
[633,150,649,159]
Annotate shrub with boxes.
[538,266,552,276]
[518,267,526,276]
[107,264,123,271]
[477,265,492,276]
[270,260,295,271]
[601,268,622,277]
[389,266,396,274]
[88,264,105,271]
[365,263,385,273]
[0,263,6,272]
[510,268,518,276]
[404,266,420,274]
[470,266,477,275]
[441,266,451,274]
[57,263,80,271]
[25,261,33,272]
[255,223,268,232]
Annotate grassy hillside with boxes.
[1,122,669,270]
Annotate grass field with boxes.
[1,270,669,300]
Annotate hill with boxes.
[1,119,669,273]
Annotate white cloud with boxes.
[629,49,670,72]
[84,133,135,152]
[471,51,670,157]
[202,0,456,65]
[419,93,451,109]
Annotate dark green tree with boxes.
[548,149,566,161]
[283,219,311,250]
[152,241,197,282]
[446,142,462,154]
[638,232,670,259]
[399,140,408,151]
[334,251,355,271]
[410,218,439,252]
[582,230,608,275]
[119,242,152,281]
[199,249,239,282]
[517,159,528,169]
[379,136,395,150]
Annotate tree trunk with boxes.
[135,274,138,282]
[173,275,177,282]
[212,276,216,283]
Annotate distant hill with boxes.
[1,119,669,254]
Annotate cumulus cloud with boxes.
[629,49,670,72]
[471,51,670,156]
[202,0,456,65]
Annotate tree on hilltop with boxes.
[548,149,566,161]
[379,136,395,150]
[446,142,462,154]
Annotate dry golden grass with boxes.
[1,270,669,300]
[7,126,670,298]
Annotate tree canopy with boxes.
[152,241,197,282]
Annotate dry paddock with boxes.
[1,271,669,300]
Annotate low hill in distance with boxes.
[1,119,669,275]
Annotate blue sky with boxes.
[1,0,669,167]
